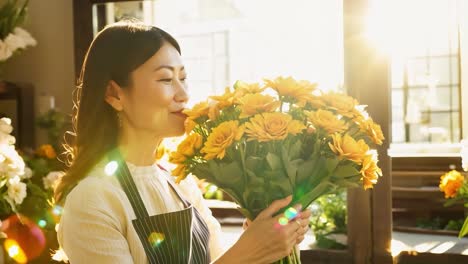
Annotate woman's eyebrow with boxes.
[153,65,185,72]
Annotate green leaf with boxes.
[458,217,468,238]
[266,153,282,170]
[326,158,340,173]
[211,161,244,187]
[297,158,317,184]
[333,165,360,178]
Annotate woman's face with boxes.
[121,42,189,137]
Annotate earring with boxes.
[117,111,122,128]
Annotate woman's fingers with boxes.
[257,195,292,220]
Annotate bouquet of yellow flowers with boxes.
[439,167,468,237]
[170,76,384,263]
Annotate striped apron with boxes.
[109,150,211,264]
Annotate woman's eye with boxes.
[159,78,172,83]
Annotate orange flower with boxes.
[233,81,265,97]
[244,112,305,142]
[201,121,244,160]
[172,164,188,183]
[177,133,203,157]
[184,118,197,134]
[36,144,57,159]
[263,76,317,104]
[210,87,236,109]
[155,145,166,160]
[237,93,280,118]
[329,134,369,164]
[183,101,209,120]
[306,109,348,134]
[322,92,358,118]
[169,151,186,164]
[360,152,382,190]
[439,170,464,198]
[359,118,385,145]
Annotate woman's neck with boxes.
[118,128,162,166]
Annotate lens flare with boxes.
[284,207,298,220]
[37,220,47,228]
[104,161,118,176]
[278,217,289,226]
[52,205,63,216]
[4,239,27,263]
[148,232,165,248]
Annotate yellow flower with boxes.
[329,134,369,164]
[184,118,197,134]
[208,102,221,121]
[36,144,57,159]
[322,92,358,118]
[244,112,305,142]
[359,118,385,145]
[439,170,464,198]
[177,133,203,157]
[360,153,382,190]
[233,81,264,97]
[169,151,186,164]
[172,164,188,183]
[155,145,166,160]
[183,101,209,120]
[237,93,280,118]
[299,94,325,108]
[306,109,348,134]
[210,87,236,109]
[201,121,244,160]
[263,76,317,104]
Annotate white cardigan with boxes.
[58,162,224,264]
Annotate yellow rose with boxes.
[183,101,209,120]
[306,109,348,134]
[201,121,244,160]
[36,144,57,159]
[172,164,188,183]
[244,112,305,142]
[263,76,317,104]
[439,170,464,198]
[359,118,385,145]
[238,93,280,118]
[360,153,382,190]
[329,134,369,164]
[322,92,358,118]
[298,94,326,108]
[177,133,203,157]
[233,81,264,97]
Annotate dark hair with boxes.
[54,21,181,202]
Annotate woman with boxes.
[55,21,311,264]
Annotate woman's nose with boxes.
[174,81,189,103]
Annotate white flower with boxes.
[4,33,27,52]
[0,118,13,134]
[0,145,25,179]
[0,40,13,62]
[43,171,63,190]
[7,176,27,205]
[13,27,37,47]
[23,167,33,179]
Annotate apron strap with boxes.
[108,149,150,219]
[157,165,191,208]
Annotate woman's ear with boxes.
[105,80,124,111]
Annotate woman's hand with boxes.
[216,196,310,264]
[242,200,311,245]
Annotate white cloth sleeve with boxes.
[58,179,134,264]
